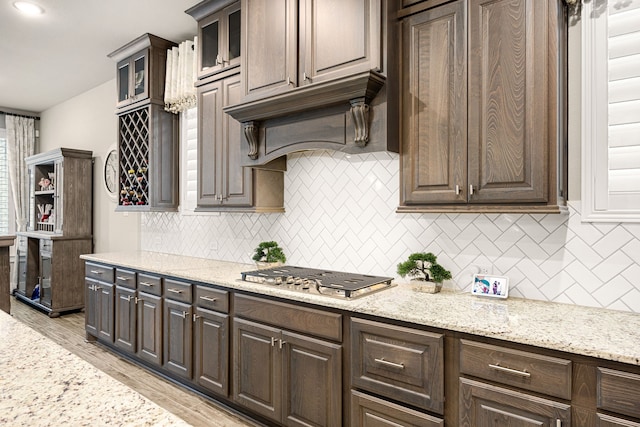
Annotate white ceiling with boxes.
[0,0,201,114]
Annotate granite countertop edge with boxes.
[81,251,640,367]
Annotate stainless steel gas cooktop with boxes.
[240,265,395,299]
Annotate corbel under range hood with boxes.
[224,70,398,167]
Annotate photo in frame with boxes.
[472,274,509,298]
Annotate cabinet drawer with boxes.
[115,268,136,289]
[137,273,162,296]
[195,286,229,313]
[234,294,342,342]
[85,262,115,283]
[164,278,192,303]
[351,317,444,414]
[459,339,572,400]
[351,390,444,426]
[598,413,640,427]
[598,367,640,419]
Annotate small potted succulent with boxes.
[397,252,452,293]
[252,241,287,269]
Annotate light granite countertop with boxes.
[82,251,640,366]
[0,308,190,426]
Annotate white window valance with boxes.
[164,37,197,114]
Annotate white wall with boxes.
[39,80,139,253]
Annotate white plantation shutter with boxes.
[583,0,640,221]
[181,107,198,212]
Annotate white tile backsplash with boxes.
[141,150,640,313]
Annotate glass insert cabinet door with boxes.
[197,3,240,79]
[118,61,130,103]
[116,49,148,105]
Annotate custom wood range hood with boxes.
[225,70,388,165]
[221,0,399,167]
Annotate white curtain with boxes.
[5,115,35,289]
[164,37,198,114]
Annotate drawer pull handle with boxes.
[199,296,217,302]
[139,281,154,287]
[116,276,130,281]
[167,288,183,294]
[90,270,103,275]
[374,358,405,370]
[489,363,531,378]
[556,420,562,427]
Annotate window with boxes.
[582,0,640,222]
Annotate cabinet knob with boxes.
[278,339,286,349]
[455,185,460,195]
[469,184,475,196]
[271,336,277,347]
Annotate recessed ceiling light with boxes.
[13,1,44,16]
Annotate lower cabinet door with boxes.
[459,378,571,427]
[233,317,282,422]
[97,282,114,342]
[85,279,99,337]
[194,307,229,396]
[164,299,193,379]
[282,330,342,427]
[114,286,136,353]
[137,292,163,366]
[351,390,444,426]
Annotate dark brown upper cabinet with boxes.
[224,0,398,167]
[109,34,176,112]
[187,0,241,81]
[109,34,180,211]
[241,0,382,100]
[398,0,568,213]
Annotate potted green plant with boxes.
[397,252,452,293]
[252,241,287,269]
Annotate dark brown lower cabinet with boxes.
[459,378,571,426]
[114,286,136,353]
[351,390,444,426]
[233,317,342,426]
[194,306,229,397]
[164,299,193,379]
[85,279,114,342]
[137,291,162,366]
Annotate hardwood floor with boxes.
[8,298,258,427]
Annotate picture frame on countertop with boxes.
[472,274,509,299]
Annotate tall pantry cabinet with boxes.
[15,148,93,317]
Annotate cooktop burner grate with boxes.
[240,266,394,299]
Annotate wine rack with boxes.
[118,107,150,207]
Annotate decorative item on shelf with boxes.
[252,241,287,269]
[38,177,53,191]
[397,252,452,294]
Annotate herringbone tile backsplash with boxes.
[142,150,640,313]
